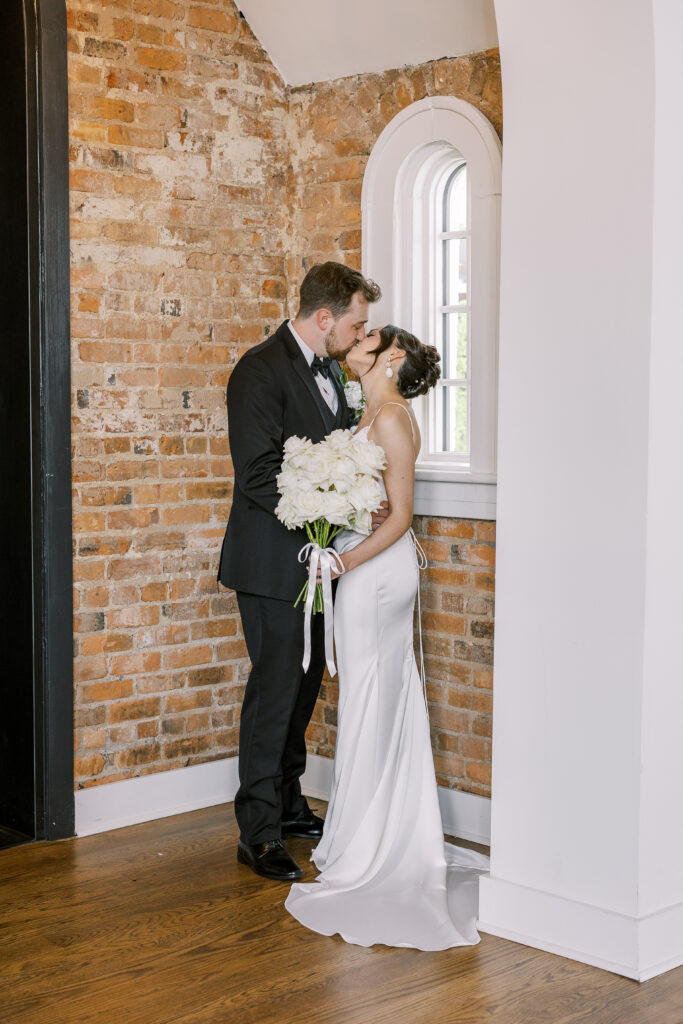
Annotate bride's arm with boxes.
[338,405,415,574]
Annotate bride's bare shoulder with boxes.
[369,403,419,447]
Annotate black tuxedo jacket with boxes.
[217,320,351,601]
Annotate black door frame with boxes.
[25,0,73,840]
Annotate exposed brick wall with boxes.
[285,50,502,287]
[68,0,289,786]
[67,0,499,798]
[415,517,494,795]
[289,56,501,797]
[306,519,495,797]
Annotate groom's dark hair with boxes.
[298,261,381,320]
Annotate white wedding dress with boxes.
[284,411,490,950]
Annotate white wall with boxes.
[638,0,683,917]
[238,0,498,86]
[490,0,654,912]
[479,0,683,981]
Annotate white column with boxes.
[479,0,683,980]
[636,0,683,977]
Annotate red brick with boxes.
[474,572,495,591]
[141,582,167,602]
[81,634,133,655]
[137,720,159,739]
[80,729,107,750]
[188,7,237,34]
[427,519,476,539]
[477,521,496,541]
[109,651,161,675]
[109,697,161,723]
[162,645,213,670]
[424,566,473,587]
[114,743,162,768]
[428,705,470,734]
[215,638,248,661]
[73,656,107,682]
[455,543,496,567]
[84,97,134,122]
[163,736,211,760]
[473,668,494,690]
[413,536,450,565]
[164,690,211,713]
[81,679,134,703]
[136,46,186,72]
[75,755,105,777]
[461,736,487,760]
[187,666,232,687]
[465,762,491,784]
[422,612,466,635]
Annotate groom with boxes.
[217,261,383,881]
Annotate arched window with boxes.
[362,97,501,518]
[435,159,469,458]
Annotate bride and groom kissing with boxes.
[217,261,490,950]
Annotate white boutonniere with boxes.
[341,366,365,424]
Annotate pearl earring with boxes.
[385,356,394,379]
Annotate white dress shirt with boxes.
[287,319,339,415]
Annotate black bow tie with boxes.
[311,355,332,379]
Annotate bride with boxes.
[284,324,491,950]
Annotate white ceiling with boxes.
[237,0,498,87]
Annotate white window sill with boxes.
[414,465,497,520]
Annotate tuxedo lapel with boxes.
[329,361,350,429]
[292,357,335,431]
[277,322,335,432]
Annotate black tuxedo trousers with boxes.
[235,592,327,843]
[218,322,350,844]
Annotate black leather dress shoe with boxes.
[281,811,325,839]
[237,838,304,881]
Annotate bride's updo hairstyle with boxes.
[370,325,441,398]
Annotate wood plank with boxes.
[0,803,680,1024]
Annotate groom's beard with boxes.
[323,324,351,362]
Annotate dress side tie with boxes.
[408,528,429,711]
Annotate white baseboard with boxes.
[300,751,334,801]
[75,758,241,837]
[437,783,491,846]
[478,874,683,982]
[75,752,491,847]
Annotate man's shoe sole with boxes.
[237,844,304,881]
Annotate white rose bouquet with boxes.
[276,428,386,606]
[275,428,386,676]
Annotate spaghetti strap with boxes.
[367,401,416,442]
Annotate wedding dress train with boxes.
[284,422,490,950]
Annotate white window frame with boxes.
[362,97,501,519]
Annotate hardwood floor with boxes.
[0,803,681,1024]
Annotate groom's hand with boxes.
[372,501,390,531]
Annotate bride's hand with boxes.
[312,552,349,582]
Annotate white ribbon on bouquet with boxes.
[297,542,346,677]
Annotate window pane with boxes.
[446,164,467,232]
[443,311,468,379]
[444,238,467,305]
[434,384,468,454]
